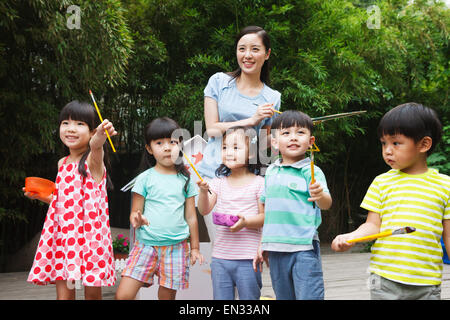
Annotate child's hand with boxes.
[22,187,52,204]
[331,234,355,252]
[229,214,246,233]
[130,209,149,229]
[308,181,325,202]
[252,249,269,272]
[196,180,210,192]
[90,119,118,150]
[190,249,204,266]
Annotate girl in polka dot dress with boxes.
[24,100,117,299]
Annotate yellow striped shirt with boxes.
[361,168,450,285]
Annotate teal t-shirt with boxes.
[131,167,198,246]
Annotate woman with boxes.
[197,26,281,243]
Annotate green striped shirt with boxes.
[361,168,450,285]
[261,158,329,248]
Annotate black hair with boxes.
[215,126,261,177]
[227,25,271,85]
[59,100,114,190]
[139,117,190,192]
[377,102,442,155]
[271,110,314,134]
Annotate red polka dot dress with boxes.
[27,157,116,286]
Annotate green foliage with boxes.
[0,0,133,270]
[112,234,129,253]
[361,240,375,253]
[428,125,450,175]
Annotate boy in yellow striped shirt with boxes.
[331,102,450,300]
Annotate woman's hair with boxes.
[377,102,442,155]
[227,25,271,85]
[215,126,261,177]
[139,117,190,192]
[59,100,114,189]
[271,110,314,134]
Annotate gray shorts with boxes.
[369,273,441,300]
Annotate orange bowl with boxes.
[25,177,56,197]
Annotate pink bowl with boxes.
[212,212,240,227]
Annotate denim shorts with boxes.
[210,258,262,300]
[267,240,324,300]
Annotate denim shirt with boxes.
[197,72,281,178]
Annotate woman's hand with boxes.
[251,103,274,126]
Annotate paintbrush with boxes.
[347,226,416,243]
[183,152,211,194]
[312,110,366,124]
[89,90,116,152]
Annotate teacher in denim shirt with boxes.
[198,26,281,242]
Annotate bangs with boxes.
[144,117,181,144]
[271,110,313,133]
[377,111,419,140]
[223,126,256,139]
[377,103,436,142]
[59,100,97,130]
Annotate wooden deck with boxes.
[1,248,450,300]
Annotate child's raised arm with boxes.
[196,180,217,215]
[87,119,117,183]
[331,211,381,252]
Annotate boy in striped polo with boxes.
[332,103,450,300]
[253,110,333,300]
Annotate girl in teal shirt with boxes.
[116,117,204,300]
